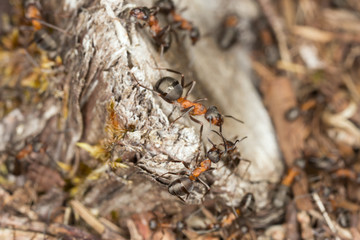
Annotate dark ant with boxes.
[131,70,243,140]
[208,130,250,181]
[129,7,172,54]
[155,0,200,45]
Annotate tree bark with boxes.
[1,0,284,224]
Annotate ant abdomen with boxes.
[155,77,183,102]
[34,29,57,51]
[168,177,193,197]
[155,0,175,14]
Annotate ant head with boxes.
[130,7,150,22]
[205,106,223,127]
[154,77,183,102]
[155,0,175,14]
[190,27,200,45]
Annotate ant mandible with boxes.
[129,6,172,54]
[155,0,200,45]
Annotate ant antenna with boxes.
[27,18,70,35]
[223,115,244,124]
[211,130,247,153]
[130,72,155,92]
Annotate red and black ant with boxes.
[162,136,235,202]
[273,159,304,208]
[164,153,212,202]
[162,131,248,202]
[24,2,68,51]
[155,0,200,45]
[217,13,240,50]
[129,6,172,54]
[131,69,206,138]
[131,69,243,140]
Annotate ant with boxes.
[162,137,233,202]
[208,130,250,181]
[217,13,240,50]
[131,69,206,139]
[131,69,243,140]
[164,153,212,202]
[129,6,172,54]
[162,131,248,202]
[24,2,67,51]
[273,159,304,208]
[205,105,244,133]
[155,0,200,45]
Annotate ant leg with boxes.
[224,115,244,124]
[183,81,195,98]
[211,130,228,152]
[170,106,195,125]
[224,158,251,183]
[167,105,177,120]
[197,177,210,195]
[130,72,155,92]
[154,68,185,87]
[171,28,180,44]
[189,115,203,142]
[160,44,164,58]
[149,6,160,15]
[193,98,207,103]
[28,18,69,35]
[240,158,251,179]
